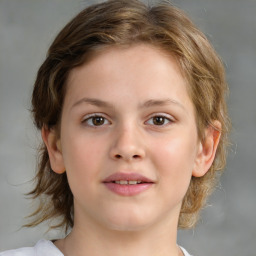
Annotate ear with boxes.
[192,121,221,177]
[41,125,65,174]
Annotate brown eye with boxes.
[152,116,166,125]
[92,116,105,126]
[146,115,173,126]
[83,115,110,127]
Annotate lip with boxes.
[103,172,155,196]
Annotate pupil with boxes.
[93,117,104,125]
[153,116,164,125]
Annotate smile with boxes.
[113,180,142,185]
[103,172,154,196]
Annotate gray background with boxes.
[0,0,255,255]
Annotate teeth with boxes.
[128,180,138,185]
[114,180,142,185]
[120,180,128,185]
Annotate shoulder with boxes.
[180,246,193,256]
[0,240,63,256]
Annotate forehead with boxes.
[64,44,194,111]
[67,43,187,87]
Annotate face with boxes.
[45,44,216,232]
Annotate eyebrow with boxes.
[71,98,115,109]
[141,99,186,111]
[71,97,186,112]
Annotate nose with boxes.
[109,126,146,162]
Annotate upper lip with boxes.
[103,172,155,183]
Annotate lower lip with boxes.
[103,183,153,196]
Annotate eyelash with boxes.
[146,114,174,126]
[82,113,174,127]
[82,114,111,127]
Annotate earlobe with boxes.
[192,121,221,177]
[41,126,66,174]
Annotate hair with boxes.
[27,0,230,231]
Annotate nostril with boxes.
[114,154,140,160]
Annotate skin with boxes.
[43,44,220,256]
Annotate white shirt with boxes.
[0,240,192,256]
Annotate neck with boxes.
[55,216,182,256]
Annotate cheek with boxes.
[61,127,107,167]
[152,133,198,186]
[61,135,106,191]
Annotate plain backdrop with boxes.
[0,0,255,255]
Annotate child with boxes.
[0,0,230,255]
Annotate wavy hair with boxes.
[27,0,230,231]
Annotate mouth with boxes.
[112,180,143,185]
[103,172,155,196]
[103,172,154,184]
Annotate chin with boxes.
[107,221,151,232]
[102,210,155,232]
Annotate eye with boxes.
[146,115,173,126]
[82,115,110,127]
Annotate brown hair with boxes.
[28,0,230,230]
